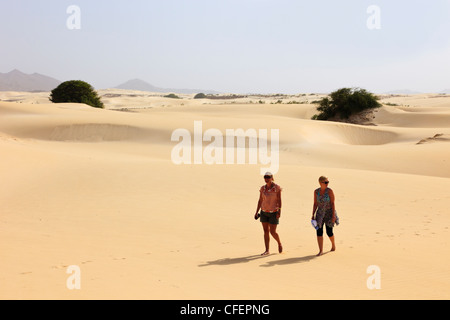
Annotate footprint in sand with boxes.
[51,265,69,270]
[51,261,92,270]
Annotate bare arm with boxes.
[329,189,336,222]
[255,192,262,218]
[277,189,282,218]
[311,191,318,219]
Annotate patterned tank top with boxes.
[315,188,334,228]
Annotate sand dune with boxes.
[49,124,143,142]
[375,105,450,128]
[1,92,450,300]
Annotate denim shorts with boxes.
[260,211,279,225]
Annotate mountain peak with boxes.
[0,69,61,92]
[115,78,220,94]
[6,69,25,75]
[115,79,158,91]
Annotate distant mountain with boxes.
[0,69,61,92]
[115,79,160,92]
[115,78,220,94]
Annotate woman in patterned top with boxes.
[311,176,337,256]
[254,172,283,256]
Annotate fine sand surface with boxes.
[1,91,449,299]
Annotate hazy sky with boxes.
[1,0,449,93]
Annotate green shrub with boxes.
[49,80,104,109]
[194,93,207,99]
[312,88,381,120]
[164,93,181,99]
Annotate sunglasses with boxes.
[264,176,272,179]
[321,181,329,184]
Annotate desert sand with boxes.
[1,90,449,299]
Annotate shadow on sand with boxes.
[259,254,320,267]
[198,254,275,267]
[199,252,330,268]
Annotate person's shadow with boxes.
[259,254,322,267]
[198,254,275,267]
[199,252,327,267]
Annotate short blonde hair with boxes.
[318,176,328,183]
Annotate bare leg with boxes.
[269,224,282,253]
[261,222,270,255]
[329,235,336,252]
[317,236,324,256]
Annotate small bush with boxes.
[164,93,181,99]
[194,93,207,99]
[312,88,381,121]
[49,80,104,109]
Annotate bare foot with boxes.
[278,244,283,254]
[261,251,270,256]
[316,251,323,256]
[331,247,336,252]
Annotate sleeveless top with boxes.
[260,183,282,213]
[315,188,335,228]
